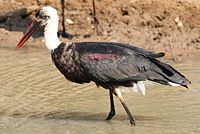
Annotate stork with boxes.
[16,6,190,125]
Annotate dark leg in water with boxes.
[106,90,116,120]
[112,88,136,125]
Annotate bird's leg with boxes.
[61,0,66,34]
[106,90,116,120]
[92,0,103,35]
[58,0,73,39]
[112,88,136,125]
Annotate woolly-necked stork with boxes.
[16,6,190,125]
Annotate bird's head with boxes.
[16,6,59,49]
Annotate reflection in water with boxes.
[0,48,199,134]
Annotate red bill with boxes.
[16,19,41,49]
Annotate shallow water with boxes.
[0,48,199,134]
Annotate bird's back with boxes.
[51,42,190,89]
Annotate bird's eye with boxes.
[39,15,50,20]
[35,10,50,20]
[44,15,50,19]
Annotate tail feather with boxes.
[146,59,191,88]
[148,52,165,59]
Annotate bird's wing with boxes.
[76,42,154,83]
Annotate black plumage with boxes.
[16,6,191,125]
[51,42,190,87]
[51,42,190,125]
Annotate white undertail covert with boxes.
[119,81,146,95]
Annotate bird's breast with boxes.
[51,45,89,83]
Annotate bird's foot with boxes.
[57,31,74,39]
[93,21,103,36]
[128,115,136,126]
[106,110,115,120]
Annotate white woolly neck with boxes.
[44,23,61,51]
[43,10,61,51]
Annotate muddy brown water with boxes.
[0,47,199,134]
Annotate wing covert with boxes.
[73,42,157,83]
[80,53,145,83]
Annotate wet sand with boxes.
[0,47,200,134]
[0,0,200,58]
